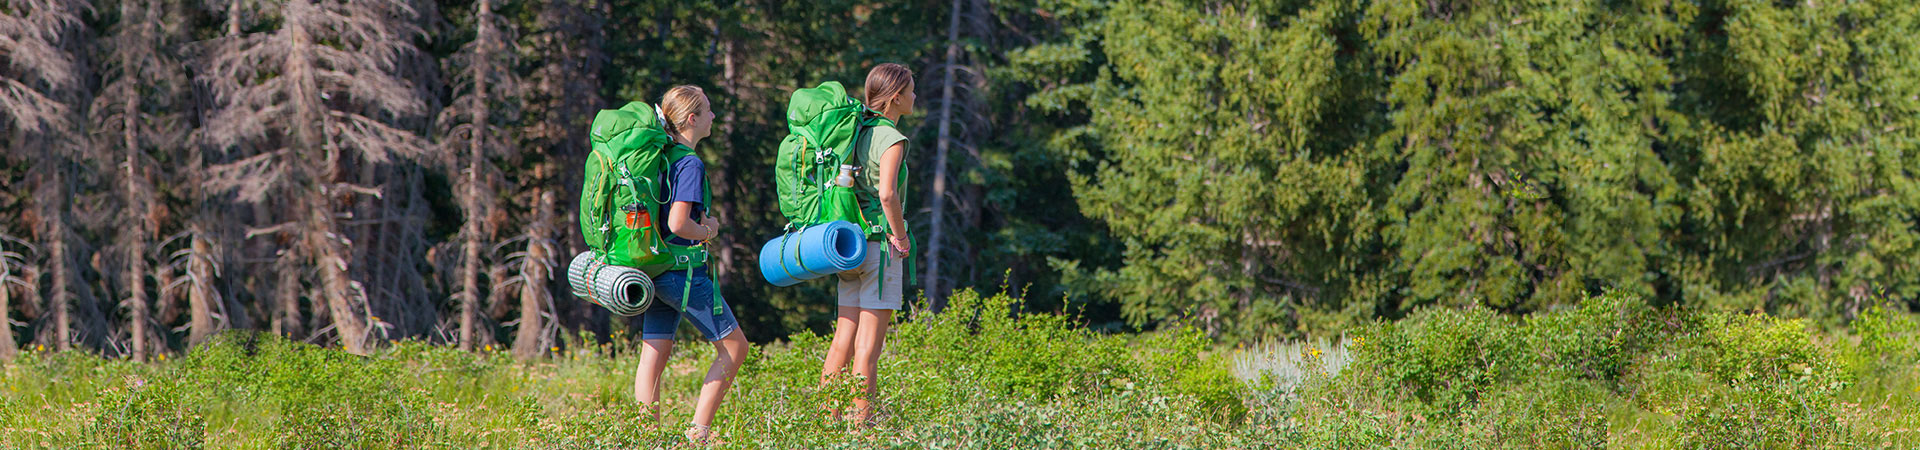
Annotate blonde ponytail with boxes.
[658,85,709,136]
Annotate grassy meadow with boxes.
[2,290,1916,449]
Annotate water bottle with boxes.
[835,165,858,188]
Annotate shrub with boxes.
[1661,313,1855,449]
[4,289,1914,449]
[1348,305,1521,416]
[893,289,1133,401]
[1522,290,1663,384]
[1691,313,1848,391]
[81,377,207,450]
[1674,384,1853,450]
[1853,306,1918,366]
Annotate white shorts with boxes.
[837,241,904,310]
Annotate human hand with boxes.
[887,233,910,259]
[700,216,720,239]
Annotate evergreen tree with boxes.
[438,0,524,351]
[3,0,104,352]
[90,0,193,360]
[1665,0,1920,322]
[202,0,431,354]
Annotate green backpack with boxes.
[773,81,893,235]
[772,82,914,289]
[580,101,698,277]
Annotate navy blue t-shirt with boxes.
[658,154,707,246]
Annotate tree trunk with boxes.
[712,22,736,281]
[514,182,555,360]
[457,0,499,351]
[459,168,482,351]
[51,237,71,351]
[924,0,964,312]
[187,229,217,345]
[125,159,151,362]
[120,45,154,359]
[45,173,73,352]
[0,263,15,359]
[312,198,369,354]
[272,262,296,336]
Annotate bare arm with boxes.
[667,201,718,241]
[876,142,909,255]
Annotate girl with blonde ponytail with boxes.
[629,85,749,445]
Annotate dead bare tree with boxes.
[352,0,440,343]
[157,226,224,346]
[90,0,191,362]
[922,0,991,312]
[202,0,430,354]
[438,0,524,351]
[3,0,100,353]
[506,186,560,359]
[0,234,34,358]
[523,0,606,335]
[354,165,433,341]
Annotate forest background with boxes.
[1,0,1916,360]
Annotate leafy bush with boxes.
[1522,290,1664,383]
[0,289,1912,449]
[1660,313,1855,449]
[1348,305,1521,415]
[80,376,206,449]
[1854,306,1919,366]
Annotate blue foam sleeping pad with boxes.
[759,221,867,286]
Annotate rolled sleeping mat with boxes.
[567,251,655,316]
[758,221,867,286]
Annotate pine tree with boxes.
[921,0,993,310]
[522,0,607,336]
[1055,0,1369,337]
[202,0,430,354]
[90,0,193,361]
[439,0,526,351]
[1665,0,1920,321]
[3,0,102,352]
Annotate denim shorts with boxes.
[641,266,738,341]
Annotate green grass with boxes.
[2,290,1916,449]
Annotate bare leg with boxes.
[634,338,675,420]
[690,328,750,431]
[847,308,893,423]
[818,306,860,418]
[820,306,861,383]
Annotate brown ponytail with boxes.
[863,63,914,114]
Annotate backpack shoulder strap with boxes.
[852,115,898,164]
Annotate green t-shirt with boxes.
[851,123,908,237]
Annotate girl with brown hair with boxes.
[818,63,917,425]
